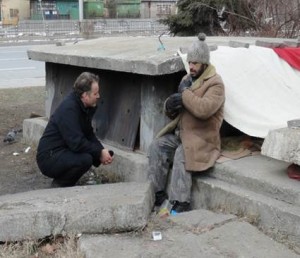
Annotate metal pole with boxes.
[79,0,83,21]
[38,0,47,36]
[0,1,3,25]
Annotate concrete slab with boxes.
[27,36,296,76]
[212,154,300,206]
[0,182,153,241]
[168,209,236,230]
[255,40,286,48]
[23,117,48,146]
[284,41,300,48]
[192,176,300,251]
[79,217,299,258]
[228,40,250,48]
[261,127,300,165]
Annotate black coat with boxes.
[37,92,104,167]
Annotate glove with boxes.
[166,93,183,113]
[178,75,193,93]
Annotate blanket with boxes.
[178,46,300,138]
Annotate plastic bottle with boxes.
[158,199,172,218]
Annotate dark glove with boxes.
[166,93,183,113]
[178,75,193,93]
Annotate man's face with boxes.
[81,81,100,108]
[189,62,203,79]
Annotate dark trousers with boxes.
[37,149,93,187]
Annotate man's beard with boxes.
[191,65,207,79]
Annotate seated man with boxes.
[148,33,225,213]
[36,72,113,187]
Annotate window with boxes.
[157,4,171,15]
[10,9,19,18]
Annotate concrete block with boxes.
[23,117,48,146]
[228,41,250,48]
[261,127,300,165]
[209,44,218,51]
[56,41,66,46]
[287,119,300,128]
[211,155,300,206]
[284,41,300,48]
[255,40,286,48]
[101,145,148,183]
[0,182,154,241]
[192,177,300,250]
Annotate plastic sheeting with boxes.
[273,47,300,70]
[179,46,300,138]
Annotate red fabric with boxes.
[273,48,300,71]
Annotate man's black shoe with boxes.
[171,200,191,213]
[155,191,168,206]
[51,179,74,188]
[51,179,63,188]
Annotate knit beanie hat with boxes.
[187,33,210,64]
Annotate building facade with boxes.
[0,0,30,25]
[140,0,177,19]
[0,0,177,23]
[30,0,79,20]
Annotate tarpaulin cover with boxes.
[273,47,300,71]
[178,46,300,138]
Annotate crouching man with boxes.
[36,72,113,187]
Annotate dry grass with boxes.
[0,234,84,258]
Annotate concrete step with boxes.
[212,154,300,206]
[0,182,153,242]
[192,176,300,252]
[79,209,300,258]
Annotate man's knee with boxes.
[149,138,159,152]
[81,153,93,170]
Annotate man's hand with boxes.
[100,148,114,165]
[166,93,183,113]
[178,75,193,93]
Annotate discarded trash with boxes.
[170,210,178,216]
[158,199,172,218]
[24,146,31,153]
[13,152,19,156]
[85,178,97,185]
[152,231,162,241]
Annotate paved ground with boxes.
[79,209,299,258]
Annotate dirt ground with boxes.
[0,87,88,257]
[0,86,50,196]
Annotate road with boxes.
[0,45,45,89]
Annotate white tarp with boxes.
[179,46,300,138]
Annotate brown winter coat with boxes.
[157,65,225,172]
